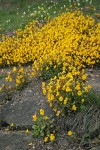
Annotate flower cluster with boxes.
[32,109,55,142]
[42,69,92,115]
[0,11,100,68]
[0,65,32,98]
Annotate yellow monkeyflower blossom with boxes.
[82,74,87,80]
[59,96,63,101]
[42,88,46,95]
[81,99,85,103]
[49,134,55,141]
[72,105,77,111]
[44,136,49,142]
[16,78,21,84]
[28,142,33,146]
[32,114,37,121]
[49,103,52,107]
[13,67,17,72]
[77,90,82,96]
[26,129,29,134]
[9,77,12,82]
[64,97,68,105]
[67,130,73,136]
[46,66,49,70]
[66,87,72,92]
[10,123,14,127]
[44,116,49,120]
[87,85,92,89]
[40,109,44,115]
[56,111,61,117]
[75,84,80,90]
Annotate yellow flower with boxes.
[44,116,49,120]
[10,123,14,127]
[87,85,92,89]
[67,130,73,136]
[26,129,29,134]
[84,85,92,92]
[46,66,49,70]
[66,87,72,92]
[49,134,55,141]
[56,92,60,96]
[56,111,61,116]
[16,78,21,84]
[82,74,87,80]
[28,142,33,146]
[9,77,12,82]
[44,136,49,142]
[42,89,46,95]
[64,97,68,104]
[77,90,82,96]
[59,96,63,101]
[32,114,37,121]
[40,109,44,115]
[72,105,77,111]
[75,84,80,90]
[81,99,85,103]
[54,65,56,69]
[13,67,17,72]
[49,103,52,107]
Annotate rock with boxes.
[0,78,54,128]
[0,130,33,150]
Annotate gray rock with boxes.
[0,78,54,128]
[0,130,33,150]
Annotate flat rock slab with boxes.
[0,130,100,150]
[0,130,33,150]
[0,130,79,150]
[0,78,54,127]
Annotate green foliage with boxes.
[32,109,55,138]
